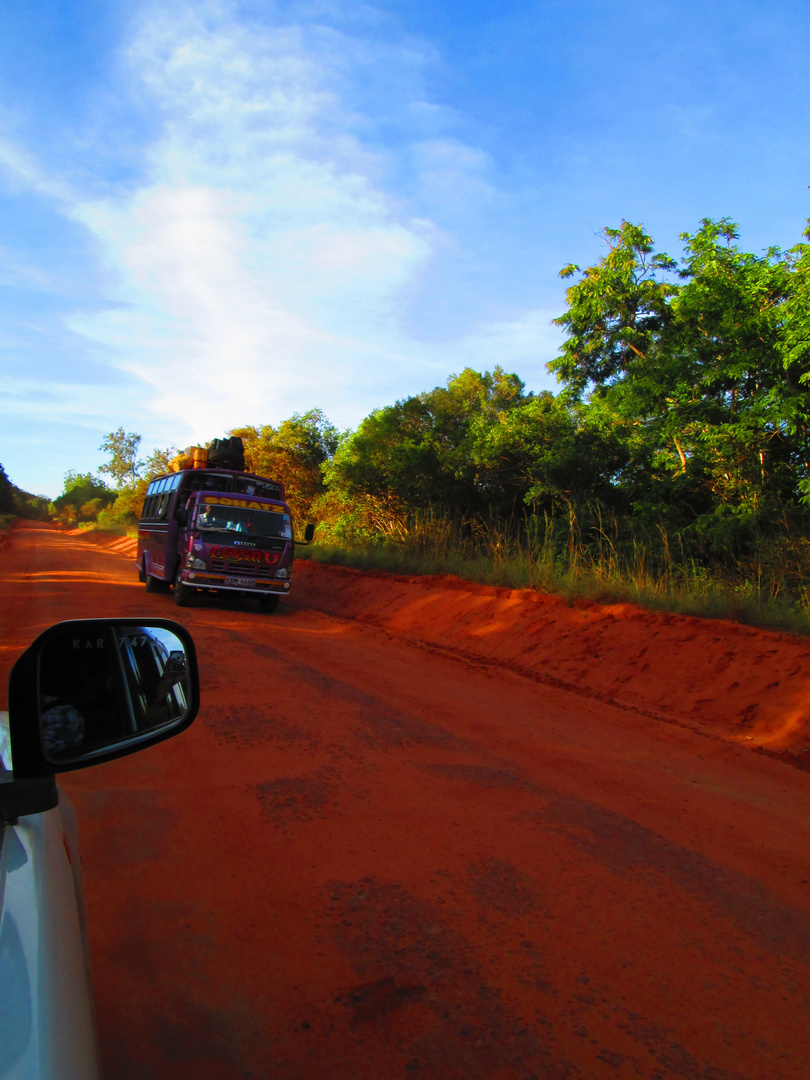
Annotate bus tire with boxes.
[138,560,146,583]
[145,573,163,593]
[174,571,192,607]
[259,594,279,614]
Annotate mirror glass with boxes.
[37,624,192,764]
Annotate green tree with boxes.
[97,446,180,528]
[551,218,810,531]
[775,224,810,503]
[665,220,796,507]
[0,465,49,521]
[550,221,678,399]
[0,463,14,515]
[99,428,142,488]
[550,220,684,466]
[50,472,115,525]
[10,488,49,520]
[143,445,179,479]
[325,368,527,527]
[469,393,631,513]
[233,410,339,525]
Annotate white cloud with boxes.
[58,0,447,435]
[4,0,552,455]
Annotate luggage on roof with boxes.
[207,436,245,471]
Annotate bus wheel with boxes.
[174,571,192,607]
[145,573,163,593]
[259,594,279,614]
[138,560,146,583]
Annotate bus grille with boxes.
[209,560,274,579]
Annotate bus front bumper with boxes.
[182,571,291,596]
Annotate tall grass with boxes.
[300,506,810,635]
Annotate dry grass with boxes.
[299,509,810,635]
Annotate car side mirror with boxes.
[6,619,200,782]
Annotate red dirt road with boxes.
[2,522,810,1080]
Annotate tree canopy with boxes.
[99,428,142,489]
[49,471,115,525]
[0,463,15,515]
[232,410,339,526]
[548,218,810,529]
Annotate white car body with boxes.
[1,617,199,1080]
[0,712,101,1080]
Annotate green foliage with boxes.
[49,449,159,529]
[143,446,179,479]
[309,488,401,546]
[0,463,49,521]
[669,220,801,506]
[50,471,115,526]
[233,409,338,526]
[551,221,678,400]
[99,428,143,489]
[97,484,148,528]
[94,445,180,529]
[468,392,631,512]
[12,490,50,520]
[550,217,810,533]
[0,464,14,515]
[325,368,528,527]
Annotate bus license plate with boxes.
[226,576,254,587]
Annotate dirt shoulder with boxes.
[63,526,138,557]
[293,561,810,756]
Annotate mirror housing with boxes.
[175,507,189,526]
[302,522,315,545]
[7,619,199,781]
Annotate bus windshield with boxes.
[195,503,292,540]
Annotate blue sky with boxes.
[1,0,809,498]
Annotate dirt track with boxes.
[2,521,810,1080]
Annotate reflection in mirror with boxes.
[38,625,191,764]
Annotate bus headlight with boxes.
[275,567,289,580]
[187,556,207,570]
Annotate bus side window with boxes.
[140,483,155,523]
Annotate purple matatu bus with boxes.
[136,467,314,613]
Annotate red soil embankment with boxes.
[78,528,810,755]
[293,562,810,755]
[64,527,138,558]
